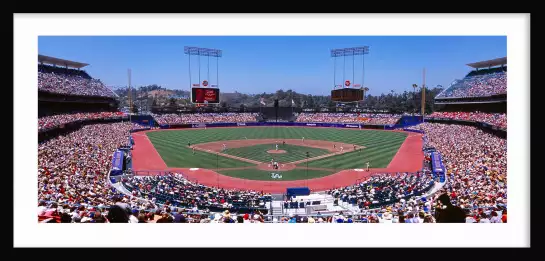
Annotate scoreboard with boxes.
[331,88,364,102]
[191,87,220,104]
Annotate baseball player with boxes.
[223,144,227,151]
[302,137,305,143]
[366,162,370,171]
[340,146,344,152]
[334,144,336,149]
[276,144,279,151]
[283,141,286,146]
[192,147,195,155]
[188,142,191,147]
[353,145,356,151]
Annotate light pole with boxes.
[411,68,427,117]
[412,83,418,115]
[412,69,426,118]
[331,46,369,91]
[184,46,222,105]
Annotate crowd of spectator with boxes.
[409,123,507,222]
[122,173,271,211]
[37,117,507,223]
[152,113,258,125]
[428,111,507,129]
[38,112,126,132]
[38,65,116,98]
[38,122,136,222]
[327,172,435,209]
[437,72,506,98]
[366,114,402,125]
[295,113,401,125]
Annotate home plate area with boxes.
[257,162,296,171]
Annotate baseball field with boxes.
[140,127,408,181]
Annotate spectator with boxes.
[94,211,106,223]
[60,213,72,223]
[435,194,466,223]
[418,211,425,223]
[107,205,129,223]
[137,213,147,223]
[398,210,405,223]
[490,211,502,223]
[37,201,47,216]
[423,214,434,223]
[479,212,491,223]
[129,209,139,223]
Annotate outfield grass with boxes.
[146,127,407,178]
[217,168,335,181]
[224,144,330,163]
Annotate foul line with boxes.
[191,146,263,165]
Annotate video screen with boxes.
[191,87,220,104]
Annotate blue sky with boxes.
[38,36,506,95]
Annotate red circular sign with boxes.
[202,80,208,87]
[345,80,351,87]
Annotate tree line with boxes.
[112,85,444,114]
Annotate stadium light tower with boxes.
[411,68,427,119]
[330,46,369,90]
[184,46,223,91]
[127,69,132,122]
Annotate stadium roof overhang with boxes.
[466,57,507,69]
[38,54,89,69]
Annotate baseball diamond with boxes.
[131,126,424,191]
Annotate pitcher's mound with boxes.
[267,150,287,154]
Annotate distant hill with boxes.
[148,89,174,98]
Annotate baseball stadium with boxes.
[37,38,507,224]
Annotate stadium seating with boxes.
[152,113,258,125]
[38,64,116,97]
[436,71,506,98]
[295,113,401,125]
[428,111,506,129]
[38,112,126,132]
